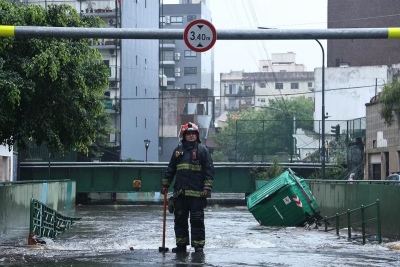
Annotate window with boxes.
[259,98,266,103]
[184,67,197,75]
[227,84,237,94]
[275,83,283,90]
[244,98,252,104]
[291,83,299,89]
[259,82,266,88]
[308,82,313,87]
[184,50,197,58]
[170,16,183,25]
[185,84,197,89]
[167,81,174,90]
[163,67,175,77]
[160,16,166,26]
[187,15,196,22]
[162,50,174,61]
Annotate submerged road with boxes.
[0,195,399,266]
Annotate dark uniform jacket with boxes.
[162,140,214,197]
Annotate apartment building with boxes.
[159,0,214,160]
[219,53,314,115]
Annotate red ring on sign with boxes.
[184,19,217,53]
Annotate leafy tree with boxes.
[249,157,284,180]
[0,1,112,155]
[212,96,314,162]
[379,79,400,126]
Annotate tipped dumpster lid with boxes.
[246,170,298,209]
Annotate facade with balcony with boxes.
[219,53,314,115]
[159,0,214,160]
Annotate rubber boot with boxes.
[172,245,187,253]
[194,247,203,253]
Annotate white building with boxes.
[313,65,390,135]
[219,53,314,115]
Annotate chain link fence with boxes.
[213,118,365,168]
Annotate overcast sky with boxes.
[164,0,328,79]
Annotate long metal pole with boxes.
[315,39,325,179]
[1,27,400,39]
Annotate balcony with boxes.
[225,105,240,111]
[104,99,120,113]
[108,65,120,81]
[91,39,120,50]
[81,9,116,18]
[160,40,175,49]
[161,60,175,66]
[225,88,255,96]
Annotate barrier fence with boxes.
[30,198,81,238]
[323,199,382,244]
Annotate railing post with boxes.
[335,213,339,236]
[376,199,382,244]
[29,198,34,233]
[40,204,44,237]
[53,210,57,238]
[347,209,351,240]
[361,205,365,245]
[324,216,328,232]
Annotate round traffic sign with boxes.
[184,19,217,52]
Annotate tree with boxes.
[212,97,314,162]
[0,1,112,155]
[379,79,400,126]
[249,157,284,180]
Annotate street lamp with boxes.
[315,39,326,179]
[144,139,150,162]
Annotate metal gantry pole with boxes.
[1,26,400,40]
[2,26,400,170]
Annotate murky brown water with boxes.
[0,198,399,266]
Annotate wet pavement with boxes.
[0,195,399,266]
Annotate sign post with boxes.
[183,19,217,52]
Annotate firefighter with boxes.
[161,122,214,253]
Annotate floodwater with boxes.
[0,194,399,267]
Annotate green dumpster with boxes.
[246,169,322,226]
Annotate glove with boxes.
[203,189,211,198]
[161,187,168,195]
[168,196,175,213]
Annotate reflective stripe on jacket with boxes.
[162,140,214,197]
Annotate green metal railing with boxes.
[30,198,81,238]
[323,199,382,244]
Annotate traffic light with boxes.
[330,124,340,141]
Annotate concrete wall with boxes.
[314,65,388,125]
[309,182,400,239]
[0,180,76,242]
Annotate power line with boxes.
[108,82,384,101]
